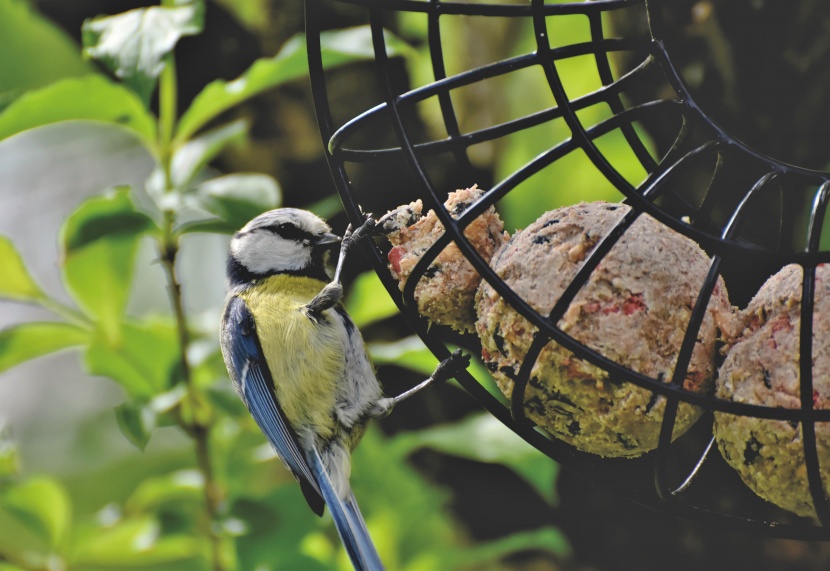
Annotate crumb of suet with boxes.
[380,185,508,333]
[475,202,736,458]
[714,263,830,519]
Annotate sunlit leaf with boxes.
[0,421,19,478]
[319,25,416,62]
[73,516,202,567]
[170,120,248,192]
[62,186,157,253]
[180,173,281,234]
[114,401,156,451]
[305,194,343,221]
[84,321,181,399]
[126,470,204,513]
[438,527,571,568]
[368,336,439,376]
[62,236,135,342]
[212,0,271,33]
[61,188,152,340]
[82,1,204,104]
[0,0,92,94]
[345,271,399,328]
[396,413,559,504]
[0,322,89,375]
[1,476,71,549]
[0,75,157,147]
[175,27,413,144]
[0,236,44,302]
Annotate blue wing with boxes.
[221,296,324,515]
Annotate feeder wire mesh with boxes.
[306,0,830,539]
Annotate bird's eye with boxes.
[268,222,310,242]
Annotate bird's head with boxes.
[227,208,340,286]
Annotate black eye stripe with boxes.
[266,222,314,241]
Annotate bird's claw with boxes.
[433,349,471,383]
[341,215,376,251]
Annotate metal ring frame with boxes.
[306,0,830,538]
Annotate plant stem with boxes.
[158,55,178,169]
[156,43,225,571]
[158,222,225,571]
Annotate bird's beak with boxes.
[310,232,341,246]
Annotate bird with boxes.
[219,208,469,570]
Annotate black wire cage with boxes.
[306,0,830,540]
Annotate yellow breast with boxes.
[239,274,345,439]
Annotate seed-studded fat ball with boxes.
[476,202,735,458]
[379,186,508,333]
[714,263,830,518]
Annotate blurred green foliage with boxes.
[0,1,568,570]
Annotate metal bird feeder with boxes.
[306,0,830,539]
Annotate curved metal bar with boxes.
[329,37,651,157]
[333,60,663,164]
[587,9,658,173]
[671,436,715,496]
[426,0,470,172]
[799,182,830,524]
[307,0,830,538]
[653,255,725,501]
[646,5,830,183]
[327,0,643,17]
[800,264,828,523]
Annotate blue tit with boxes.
[220,208,469,571]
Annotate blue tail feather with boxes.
[307,449,384,571]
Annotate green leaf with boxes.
[0,236,44,302]
[346,272,398,328]
[113,386,185,449]
[180,173,281,234]
[0,0,92,95]
[1,476,71,549]
[0,421,19,479]
[175,27,413,144]
[397,413,560,504]
[444,527,571,567]
[0,75,158,147]
[212,0,271,33]
[84,321,181,399]
[170,120,248,192]
[126,470,203,513]
[174,35,304,144]
[82,1,204,105]
[319,25,416,62]
[62,187,157,253]
[73,516,202,567]
[368,336,439,376]
[345,271,399,328]
[63,238,136,342]
[114,402,156,451]
[61,188,152,339]
[0,563,26,571]
[0,322,89,375]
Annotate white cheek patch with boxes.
[232,232,311,274]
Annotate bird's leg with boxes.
[368,349,470,418]
[305,215,375,316]
[332,215,375,285]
